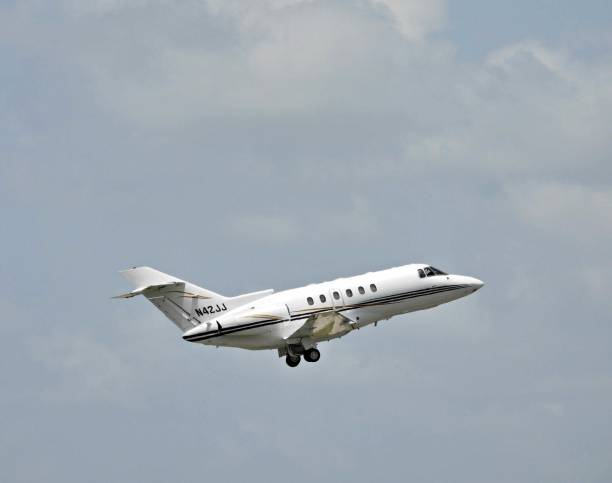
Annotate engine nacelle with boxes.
[183,302,289,341]
[217,303,289,330]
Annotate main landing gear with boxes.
[304,348,320,362]
[284,348,321,367]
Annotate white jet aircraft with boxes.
[115,264,483,367]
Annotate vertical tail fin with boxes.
[118,266,226,331]
[115,267,275,332]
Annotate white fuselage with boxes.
[182,264,483,351]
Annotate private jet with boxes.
[114,264,484,367]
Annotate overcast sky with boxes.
[1,1,612,482]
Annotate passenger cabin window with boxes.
[358,286,365,295]
[333,291,340,300]
[370,284,377,292]
[319,294,326,303]
[307,297,314,305]
[346,289,353,297]
[418,269,425,278]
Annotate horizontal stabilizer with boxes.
[112,281,183,299]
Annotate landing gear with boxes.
[285,355,301,367]
[281,346,320,367]
[304,348,320,363]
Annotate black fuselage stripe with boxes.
[291,285,467,319]
[183,318,282,341]
[184,285,466,342]
[185,319,283,341]
[185,284,467,340]
[184,285,459,340]
[359,285,463,306]
[290,285,466,316]
[183,284,469,343]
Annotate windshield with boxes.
[419,266,447,278]
[430,266,447,275]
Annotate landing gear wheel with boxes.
[304,348,321,363]
[285,355,301,367]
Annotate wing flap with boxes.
[287,311,355,341]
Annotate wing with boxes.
[286,311,356,341]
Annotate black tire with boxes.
[304,348,321,363]
[285,355,301,367]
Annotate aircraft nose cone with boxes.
[470,278,484,291]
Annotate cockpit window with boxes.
[422,266,448,277]
[430,266,447,275]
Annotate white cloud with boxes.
[51,9,609,191]
[372,0,446,40]
[82,0,415,126]
[0,0,449,127]
[485,40,571,80]
[403,40,612,178]
[10,0,609,188]
[205,0,445,40]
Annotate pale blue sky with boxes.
[447,0,612,57]
[1,1,611,482]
